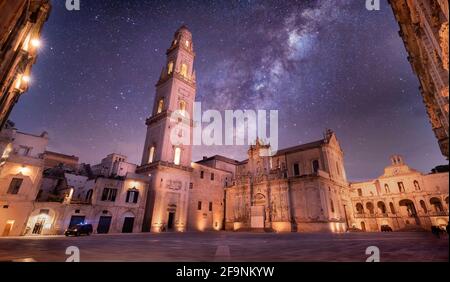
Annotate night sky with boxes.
[9,0,447,181]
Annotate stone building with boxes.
[0,124,150,236]
[348,155,449,231]
[389,0,449,158]
[0,0,51,129]
[0,122,48,236]
[224,132,349,233]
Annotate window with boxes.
[174,147,181,165]
[18,146,31,156]
[209,202,213,212]
[189,182,193,189]
[185,40,189,48]
[200,171,204,179]
[126,189,139,203]
[293,163,300,176]
[157,98,164,114]
[7,178,23,194]
[211,173,215,181]
[397,182,405,193]
[101,188,117,202]
[167,61,174,74]
[148,146,155,163]
[181,63,188,78]
[413,180,420,191]
[85,189,93,202]
[198,201,202,210]
[336,162,340,176]
[330,199,335,213]
[384,184,390,193]
[312,160,320,173]
[357,189,362,197]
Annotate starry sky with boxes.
[10,0,447,181]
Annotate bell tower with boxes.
[141,25,196,168]
[137,26,196,233]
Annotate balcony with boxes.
[429,210,449,216]
[70,199,92,205]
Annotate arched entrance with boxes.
[377,201,387,215]
[356,203,364,214]
[25,208,56,235]
[430,197,444,213]
[366,202,375,214]
[399,199,419,225]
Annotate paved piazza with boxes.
[0,232,448,262]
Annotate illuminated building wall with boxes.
[389,0,449,158]
[0,0,52,129]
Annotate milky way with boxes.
[10,0,446,180]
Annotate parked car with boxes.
[65,224,93,236]
[380,225,393,232]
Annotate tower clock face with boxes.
[393,168,399,175]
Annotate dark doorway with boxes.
[68,216,85,228]
[97,216,112,234]
[360,221,366,231]
[167,212,175,230]
[122,217,134,233]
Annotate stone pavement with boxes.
[0,231,448,262]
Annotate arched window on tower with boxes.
[174,147,181,165]
[179,100,186,116]
[167,61,174,75]
[157,98,164,114]
[148,146,155,164]
[180,63,188,78]
[185,40,190,48]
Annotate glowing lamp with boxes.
[31,39,41,48]
[18,165,29,175]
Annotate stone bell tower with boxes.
[137,25,196,233]
[140,25,196,167]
